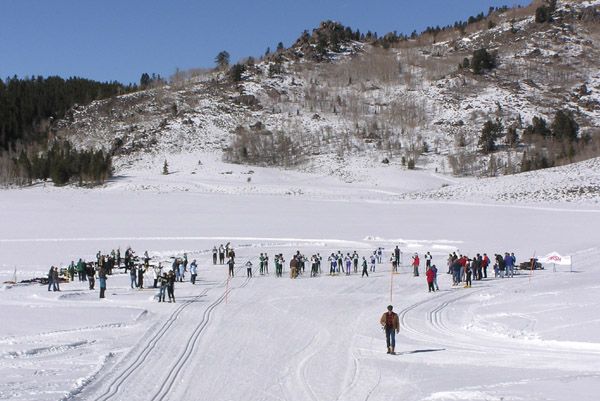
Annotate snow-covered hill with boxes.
[54,0,600,181]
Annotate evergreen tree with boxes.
[162,159,169,175]
[551,110,579,142]
[215,51,230,70]
[506,126,519,147]
[523,116,551,139]
[478,119,503,153]
[228,64,247,82]
[140,73,151,89]
[535,1,556,23]
[268,57,284,77]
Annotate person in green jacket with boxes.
[68,261,76,281]
[76,259,85,282]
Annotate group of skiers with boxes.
[46,243,521,305]
[212,243,236,266]
[47,247,185,300]
[443,251,517,289]
[231,249,385,279]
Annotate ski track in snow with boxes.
[75,266,249,401]
[70,267,249,400]
[86,286,211,401]
[399,267,600,365]
[150,276,251,401]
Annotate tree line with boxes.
[6,140,112,186]
[0,75,136,151]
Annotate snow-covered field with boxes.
[1,153,600,401]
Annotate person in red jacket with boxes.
[426,266,436,292]
[412,253,420,277]
[482,253,490,278]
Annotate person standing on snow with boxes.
[361,256,369,277]
[380,305,400,355]
[77,258,85,282]
[153,263,163,288]
[311,255,319,277]
[227,256,235,278]
[412,253,420,277]
[426,266,435,292]
[68,261,76,281]
[245,260,253,278]
[390,255,398,273]
[504,252,514,278]
[446,253,453,274]
[511,253,517,274]
[264,253,270,275]
[158,271,168,302]
[370,253,377,272]
[464,258,472,288]
[290,256,299,279]
[328,253,336,275]
[424,252,432,268]
[86,263,96,290]
[394,246,401,267]
[212,246,218,265]
[47,266,57,292]
[345,254,352,276]
[276,254,284,277]
[219,244,225,264]
[352,251,359,273]
[98,265,107,299]
[190,259,198,284]
[474,254,482,280]
[482,253,490,278]
[259,253,265,275]
[431,264,439,291]
[167,270,176,303]
[130,264,138,289]
[138,264,146,289]
[178,259,186,282]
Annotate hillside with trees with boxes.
[2,0,600,187]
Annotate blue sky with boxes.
[1,0,531,85]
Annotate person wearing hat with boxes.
[380,305,400,354]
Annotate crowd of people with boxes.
[46,243,523,303]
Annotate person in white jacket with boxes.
[153,263,163,288]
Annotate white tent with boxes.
[539,252,572,271]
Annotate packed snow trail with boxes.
[72,269,249,401]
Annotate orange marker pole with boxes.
[529,250,536,283]
[390,265,394,303]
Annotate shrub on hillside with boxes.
[471,48,496,74]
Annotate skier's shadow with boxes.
[399,348,445,355]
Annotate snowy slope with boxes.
[2,150,600,400]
